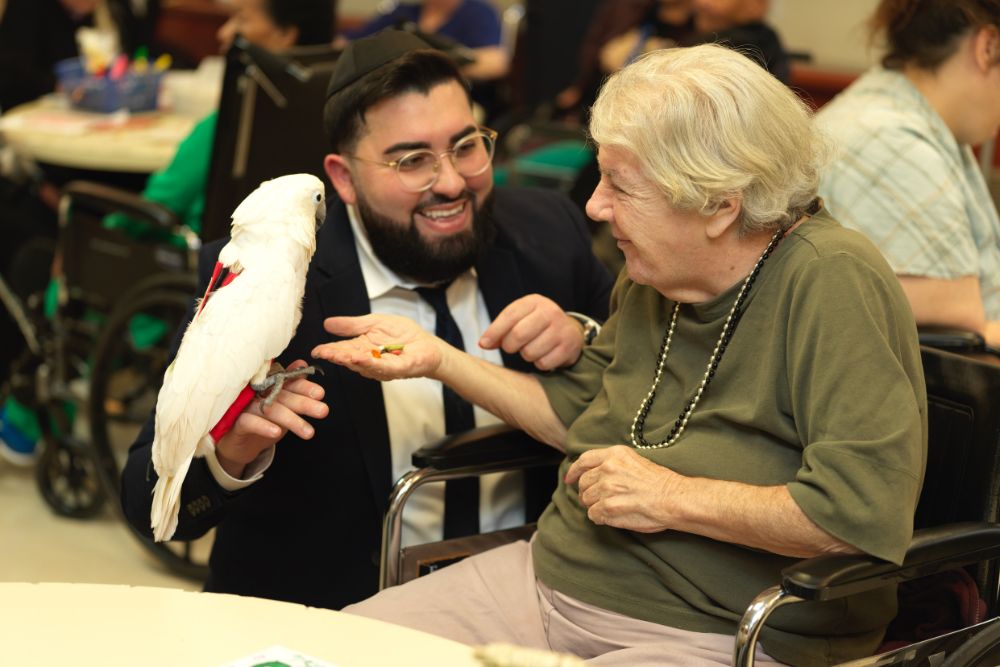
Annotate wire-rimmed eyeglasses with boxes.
[349,128,498,193]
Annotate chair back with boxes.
[917,346,1000,612]
[201,42,340,243]
[58,182,194,314]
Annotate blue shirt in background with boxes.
[345,0,502,49]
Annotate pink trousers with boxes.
[344,539,784,666]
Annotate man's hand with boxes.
[479,294,586,371]
[564,445,680,533]
[312,313,446,381]
[215,360,328,478]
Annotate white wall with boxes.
[769,0,880,71]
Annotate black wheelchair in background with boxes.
[0,183,200,518]
[0,180,199,532]
[0,38,341,581]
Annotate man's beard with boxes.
[357,189,497,285]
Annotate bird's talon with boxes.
[260,386,280,409]
[252,365,318,405]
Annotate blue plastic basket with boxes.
[55,58,163,113]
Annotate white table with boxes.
[0,98,197,173]
[0,582,481,666]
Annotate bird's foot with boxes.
[252,365,321,408]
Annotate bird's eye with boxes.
[314,193,322,203]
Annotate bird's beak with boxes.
[315,202,326,229]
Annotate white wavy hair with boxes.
[589,44,830,233]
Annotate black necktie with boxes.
[414,284,480,539]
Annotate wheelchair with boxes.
[58,181,208,579]
[0,180,201,564]
[379,345,1000,666]
[2,38,344,582]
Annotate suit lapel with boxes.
[310,202,534,512]
[313,202,393,514]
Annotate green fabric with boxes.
[2,396,76,440]
[2,396,42,442]
[534,210,926,667]
[43,279,59,319]
[494,141,593,187]
[103,111,217,242]
[128,312,169,350]
[513,140,592,174]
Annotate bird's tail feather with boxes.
[150,456,193,542]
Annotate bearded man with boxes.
[120,30,612,609]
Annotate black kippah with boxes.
[326,30,434,99]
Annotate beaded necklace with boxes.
[629,228,784,450]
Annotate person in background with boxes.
[565,0,788,278]
[120,30,612,610]
[581,0,786,94]
[316,43,925,667]
[0,0,87,114]
[554,0,694,116]
[597,0,695,82]
[341,0,508,83]
[0,0,111,281]
[687,0,788,83]
[818,0,1000,347]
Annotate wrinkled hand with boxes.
[563,445,681,533]
[215,360,328,478]
[311,313,445,382]
[479,295,585,371]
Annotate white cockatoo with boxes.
[150,173,326,542]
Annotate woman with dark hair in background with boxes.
[819,0,1000,347]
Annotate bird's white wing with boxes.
[149,172,321,541]
[151,260,304,477]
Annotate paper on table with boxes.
[221,644,341,667]
[0,109,105,135]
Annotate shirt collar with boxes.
[347,203,477,300]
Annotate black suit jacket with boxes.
[121,186,612,608]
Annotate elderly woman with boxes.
[819,0,1000,347]
[313,44,926,667]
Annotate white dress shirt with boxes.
[346,205,525,546]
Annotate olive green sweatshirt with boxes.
[536,209,926,666]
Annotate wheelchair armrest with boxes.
[61,181,180,232]
[780,522,1000,601]
[383,425,560,589]
[918,326,998,356]
[411,423,563,471]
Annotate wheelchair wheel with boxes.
[35,433,105,519]
[88,276,211,581]
[940,619,1000,667]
